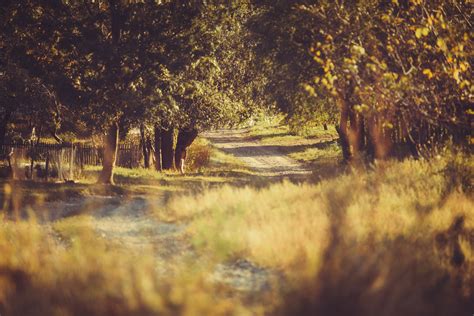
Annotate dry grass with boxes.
[1,128,472,315]
[0,137,268,316]
[0,219,252,316]
[164,153,474,315]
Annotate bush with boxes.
[186,138,211,172]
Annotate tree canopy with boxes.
[1,0,471,181]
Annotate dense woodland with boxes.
[1,0,472,183]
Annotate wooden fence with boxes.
[0,142,143,180]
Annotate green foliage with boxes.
[1,1,262,138]
[0,65,61,141]
[305,0,472,156]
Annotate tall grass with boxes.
[164,153,474,315]
[1,142,472,315]
[0,219,248,316]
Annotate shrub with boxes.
[186,138,211,172]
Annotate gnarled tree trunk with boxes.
[98,122,119,184]
[161,127,174,170]
[175,129,198,174]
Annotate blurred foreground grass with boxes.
[0,219,252,316]
[164,153,474,315]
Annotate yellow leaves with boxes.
[391,0,399,5]
[459,80,470,90]
[313,56,324,64]
[344,57,354,65]
[351,45,366,57]
[427,16,434,26]
[436,38,448,52]
[423,69,434,79]
[382,121,394,129]
[304,84,316,97]
[415,27,430,38]
[459,62,469,72]
[74,77,81,88]
[324,60,334,73]
[383,72,398,81]
[354,104,369,113]
[367,63,378,72]
[453,69,460,83]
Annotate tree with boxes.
[305,0,472,161]
[0,64,62,144]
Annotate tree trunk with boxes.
[175,129,198,174]
[161,127,174,170]
[368,117,393,160]
[336,97,351,162]
[153,125,162,171]
[98,122,119,184]
[347,109,365,161]
[140,124,150,168]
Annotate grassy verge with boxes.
[0,136,251,222]
[163,153,474,315]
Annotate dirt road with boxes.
[204,129,312,177]
[39,129,310,293]
[43,194,274,292]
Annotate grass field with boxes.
[163,152,474,315]
[0,121,473,315]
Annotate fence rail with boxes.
[0,142,144,180]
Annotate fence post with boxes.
[79,143,84,171]
[69,143,74,180]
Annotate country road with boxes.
[39,129,314,294]
[204,129,313,177]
